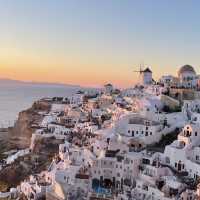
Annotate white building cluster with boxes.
[160,65,200,89]
[1,65,200,200]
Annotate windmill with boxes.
[133,64,145,84]
[133,64,153,85]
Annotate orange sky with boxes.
[0,45,181,88]
[0,55,198,88]
[0,48,139,87]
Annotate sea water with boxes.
[0,83,79,128]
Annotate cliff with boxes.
[0,100,64,191]
[8,100,51,149]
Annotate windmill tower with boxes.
[133,64,152,85]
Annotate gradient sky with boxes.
[0,0,200,87]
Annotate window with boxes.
[128,130,130,133]
[146,127,149,130]
[150,132,152,135]
[145,132,148,136]
[175,163,177,168]
[195,132,197,136]
[196,155,199,161]
[166,157,170,164]
[132,131,134,137]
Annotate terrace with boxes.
[105,150,120,158]
[89,192,114,200]
[170,140,186,149]
[129,117,160,126]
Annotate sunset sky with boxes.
[0,0,200,87]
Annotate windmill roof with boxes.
[143,67,152,73]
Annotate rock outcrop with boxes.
[0,99,67,191]
[8,100,51,148]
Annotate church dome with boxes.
[178,65,196,77]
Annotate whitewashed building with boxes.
[163,123,200,180]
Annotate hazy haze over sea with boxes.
[0,79,80,128]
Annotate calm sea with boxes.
[0,83,79,128]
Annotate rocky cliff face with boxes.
[0,100,55,191]
[8,100,51,149]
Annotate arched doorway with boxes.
[165,157,170,164]
[116,180,121,189]
[178,161,182,171]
